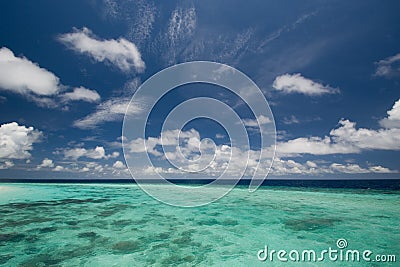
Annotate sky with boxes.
[0,0,400,180]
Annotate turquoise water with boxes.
[0,183,398,266]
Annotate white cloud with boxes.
[102,0,119,18]
[53,165,65,172]
[257,11,318,52]
[102,0,156,47]
[27,95,58,108]
[128,0,156,46]
[277,135,358,156]
[215,133,225,139]
[276,118,400,156]
[306,160,317,168]
[117,135,127,142]
[242,115,272,127]
[127,129,208,159]
[0,47,104,108]
[164,6,197,64]
[58,27,145,72]
[0,47,61,96]
[63,146,119,160]
[61,86,100,103]
[80,167,90,172]
[73,97,143,129]
[0,122,42,160]
[271,158,395,175]
[113,160,126,169]
[50,160,129,177]
[379,99,400,128]
[283,115,300,125]
[330,119,400,151]
[0,160,14,170]
[125,132,396,176]
[168,7,196,45]
[329,163,369,174]
[374,52,400,78]
[368,165,393,173]
[272,73,338,95]
[37,158,54,169]
[124,99,400,177]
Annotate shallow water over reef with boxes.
[0,183,398,266]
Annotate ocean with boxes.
[0,181,399,266]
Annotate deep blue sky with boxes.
[0,0,399,179]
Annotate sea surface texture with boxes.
[0,183,398,266]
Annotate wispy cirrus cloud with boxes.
[127,0,156,47]
[73,96,143,129]
[257,11,318,52]
[374,52,400,78]
[242,115,272,127]
[168,7,197,45]
[58,27,145,73]
[100,0,157,48]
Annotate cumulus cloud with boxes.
[63,146,119,160]
[0,47,104,108]
[329,163,367,174]
[113,160,126,169]
[58,27,145,72]
[135,158,395,177]
[53,165,65,172]
[271,158,394,175]
[61,86,100,103]
[272,73,338,95]
[379,99,400,128]
[0,160,14,170]
[277,118,400,156]
[73,97,143,129]
[126,129,238,176]
[331,119,400,151]
[125,127,396,176]
[0,122,42,160]
[51,160,129,177]
[277,135,358,156]
[37,158,54,169]
[127,129,207,158]
[0,47,61,96]
[374,52,400,78]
